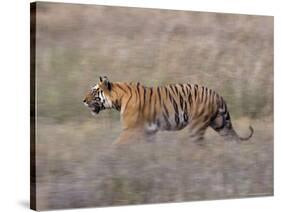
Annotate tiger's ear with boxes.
[99,76,111,91]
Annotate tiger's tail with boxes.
[210,96,254,142]
[238,126,254,141]
[228,125,254,142]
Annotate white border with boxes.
[0,0,279,212]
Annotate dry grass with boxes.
[35,2,273,121]
[33,2,273,210]
[36,117,273,210]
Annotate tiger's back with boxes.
[123,83,217,131]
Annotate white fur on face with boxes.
[91,85,113,109]
[101,91,112,108]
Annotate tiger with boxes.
[83,76,253,145]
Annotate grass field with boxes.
[36,117,273,210]
[33,2,273,210]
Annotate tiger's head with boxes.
[83,76,113,116]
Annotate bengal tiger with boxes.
[83,76,253,145]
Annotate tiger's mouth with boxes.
[91,105,100,115]
[88,103,101,115]
[86,101,105,116]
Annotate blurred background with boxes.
[34,2,273,210]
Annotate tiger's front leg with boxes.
[113,128,147,145]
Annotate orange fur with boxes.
[83,78,254,145]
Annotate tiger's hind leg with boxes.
[188,116,211,145]
[210,111,240,142]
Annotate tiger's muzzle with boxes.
[83,99,104,115]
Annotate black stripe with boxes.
[137,83,141,111]
[157,86,161,106]
[163,113,171,129]
[220,96,224,108]
[180,84,186,97]
[133,83,141,116]
[201,86,205,101]
[197,121,210,134]
[204,87,209,104]
[184,101,188,113]
[114,100,121,111]
[148,87,153,117]
[184,112,188,122]
[224,100,228,112]
[197,108,205,117]
[174,85,179,95]
[163,103,169,117]
[123,85,133,112]
[186,84,191,96]
[170,85,177,95]
[209,89,213,106]
[136,83,140,98]
[179,94,184,110]
[168,92,173,103]
[215,93,220,107]
[143,87,146,105]
[165,86,169,97]
[125,84,132,93]
[116,84,128,94]
[211,91,216,105]
[225,111,230,121]
[126,84,132,94]
[172,98,179,115]
[175,114,180,126]
[151,92,157,123]
[188,93,193,107]
[220,98,227,114]
[100,91,106,104]
[149,87,153,106]
[194,85,198,101]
